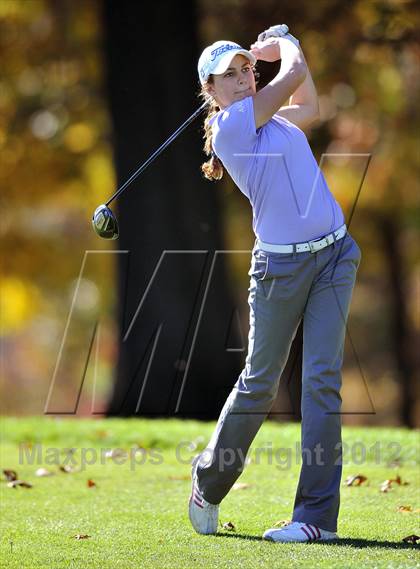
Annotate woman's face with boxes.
[205,54,256,109]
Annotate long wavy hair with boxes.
[198,66,260,181]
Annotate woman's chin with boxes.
[234,89,252,101]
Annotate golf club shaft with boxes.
[105,101,209,207]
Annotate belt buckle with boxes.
[308,237,324,253]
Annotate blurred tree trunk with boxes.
[377,212,417,427]
[101,0,244,419]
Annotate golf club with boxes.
[92,101,209,239]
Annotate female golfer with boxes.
[189,25,361,542]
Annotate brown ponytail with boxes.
[199,79,224,181]
[198,67,260,182]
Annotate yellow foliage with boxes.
[64,123,97,153]
[0,277,39,333]
[83,151,116,204]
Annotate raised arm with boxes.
[251,36,307,129]
[276,44,320,129]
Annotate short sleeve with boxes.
[211,96,258,160]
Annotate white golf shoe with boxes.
[263,521,338,543]
[188,460,219,535]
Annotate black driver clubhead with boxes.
[92,204,119,240]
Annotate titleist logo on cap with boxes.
[210,43,240,61]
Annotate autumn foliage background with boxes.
[0,0,419,426]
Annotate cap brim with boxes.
[211,49,257,76]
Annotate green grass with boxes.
[0,417,419,568]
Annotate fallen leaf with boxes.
[222,521,235,531]
[273,519,291,528]
[94,430,109,439]
[7,480,33,488]
[397,505,413,513]
[402,534,419,544]
[3,469,18,481]
[87,479,97,488]
[59,465,77,473]
[380,479,393,493]
[104,449,127,459]
[35,468,55,477]
[380,475,409,492]
[232,483,252,491]
[72,534,91,540]
[392,475,409,486]
[344,474,368,487]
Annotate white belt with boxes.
[256,224,347,254]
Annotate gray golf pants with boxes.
[195,230,362,533]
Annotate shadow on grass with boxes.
[215,534,419,549]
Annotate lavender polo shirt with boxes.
[210,96,345,244]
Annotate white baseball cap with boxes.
[198,40,256,85]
